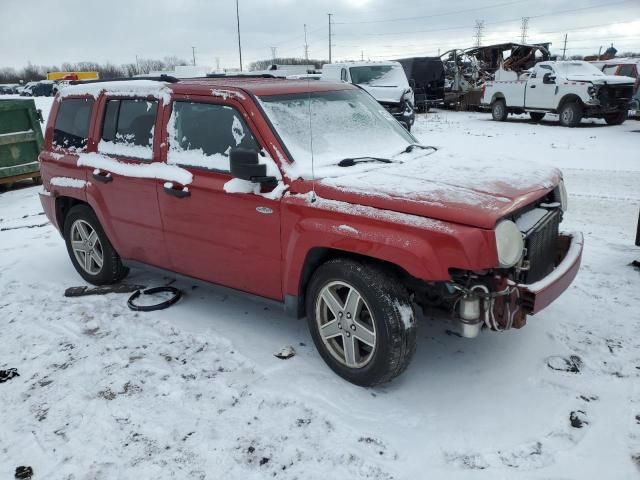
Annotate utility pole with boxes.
[328,13,333,63]
[361,50,364,61]
[562,34,568,60]
[191,46,196,66]
[520,17,529,44]
[215,57,220,72]
[135,55,140,75]
[235,0,243,71]
[304,24,309,61]
[473,20,484,48]
[270,46,277,62]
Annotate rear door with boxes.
[157,95,282,300]
[82,96,169,267]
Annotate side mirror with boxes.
[543,73,556,84]
[408,79,416,89]
[230,149,277,187]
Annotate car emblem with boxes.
[256,206,273,214]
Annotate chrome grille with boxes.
[521,210,560,284]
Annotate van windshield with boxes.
[349,65,408,87]
[258,89,416,179]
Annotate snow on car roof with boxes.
[58,77,355,100]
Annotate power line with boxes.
[334,0,528,25]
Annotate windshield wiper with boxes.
[338,157,393,167]
[403,144,438,153]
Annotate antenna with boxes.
[307,78,316,203]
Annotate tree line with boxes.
[0,57,189,84]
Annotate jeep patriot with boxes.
[38,76,583,386]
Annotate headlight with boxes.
[558,180,568,212]
[495,220,524,268]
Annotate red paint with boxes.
[39,77,581,319]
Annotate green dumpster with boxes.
[0,98,44,186]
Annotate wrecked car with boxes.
[39,76,582,386]
[483,60,635,126]
[441,42,550,110]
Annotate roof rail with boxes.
[69,74,180,85]
[205,73,277,79]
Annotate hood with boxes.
[359,84,407,104]
[565,74,635,85]
[310,152,561,229]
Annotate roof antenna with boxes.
[307,78,317,203]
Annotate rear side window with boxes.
[53,98,94,151]
[167,102,259,171]
[99,98,158,160]
[618,64,636,78]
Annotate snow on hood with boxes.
[314,151,561,229]
[359,85,406,104]
[586,75,636,85]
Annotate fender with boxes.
[280,197,498,299]
[557,93,583,111]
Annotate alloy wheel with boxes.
[315,281,377,368]
[70,219,104,275]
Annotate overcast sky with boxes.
[1,0,639,70]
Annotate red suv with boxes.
[39,76,583,386]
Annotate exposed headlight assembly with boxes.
[495,220,524,268]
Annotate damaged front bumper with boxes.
[450,232,583,335]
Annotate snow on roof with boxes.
[60,80,172,103]
[323,61,402,68]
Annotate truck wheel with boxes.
[559,102,582,127]
[530,112,545,122]
[306,258,417,387]
[63,204,128,285]
[491,99,508,121]
[604,110,628,125]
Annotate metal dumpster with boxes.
[0,98,44,186]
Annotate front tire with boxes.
[63,204,128,285]
[491,99,508,121]
[559,102,583,127]
[604,110,628,125]
[306,258,417,387]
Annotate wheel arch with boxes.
[55,196,89,231]
[287,247,424,318]
[491,92,505,104]
[557,93,583,111]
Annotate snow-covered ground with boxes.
[1,102,639,479]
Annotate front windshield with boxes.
[258,89,416,179]
[555,62,604,77]
[349,65,408,87]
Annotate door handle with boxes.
[530,85,536,88]
[163,182,190,198]
[92,170,112,183]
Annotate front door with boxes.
[157,95,282,300]
[82,96,169,267]
[525,65,557,110]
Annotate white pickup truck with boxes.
[482,60,635,126]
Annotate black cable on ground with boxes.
[127,286,182,312]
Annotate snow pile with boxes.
[49,177,86,189]
[59,80,172,103]
[77,153,193,185]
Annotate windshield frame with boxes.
[255,88,419,179]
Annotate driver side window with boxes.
[167,101,259,172]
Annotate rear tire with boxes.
[63,204,128,285]
[559,102,583,127]
[306,258,417,387]
[604,110,628,125]
[491,99,508,121]
[530,112,545,122]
